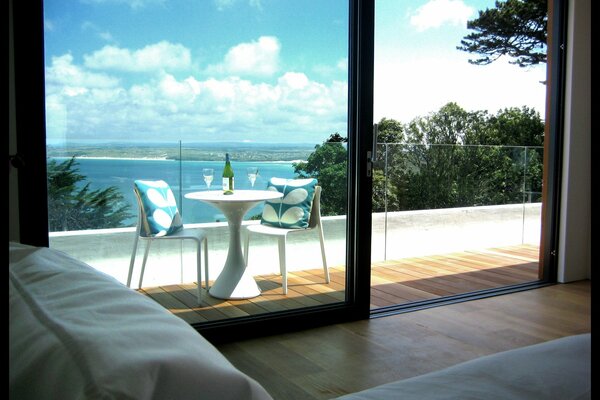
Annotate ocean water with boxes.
[57,158,299,226]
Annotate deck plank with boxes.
[140,245,540,322]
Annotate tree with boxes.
[295,104,544,216]
[47,157,132,231]
[481,106,544,146]
[398,103,543,210]
[373,118,404,212]
[375,117,404,145]
[458,0,547,68]
[293,133,347,216]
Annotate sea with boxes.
[54,157,299,226]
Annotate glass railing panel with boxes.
[371,143,389,261]
[46,140,187,286]
[372,143,543,262]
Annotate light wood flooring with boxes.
[139,244,540,323]
[216,280,591,400]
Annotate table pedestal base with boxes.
[208,198,262,299]
[209,267,261,299]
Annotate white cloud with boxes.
[84,41,192,72]
[217,36,280,77]
[45,54,347,143]
[45,54,120,93]
[410,0,473,31]
[278,72,309,90]
[158,74,201,101]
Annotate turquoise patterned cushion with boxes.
[134,180,183,237]
[261,178,318,229]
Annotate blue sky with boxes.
[43,0,546,145]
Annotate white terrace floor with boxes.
[49,203,541,289]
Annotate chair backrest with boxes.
[261,178,319,229]
[307,185,322,229]
[133,180,182,237]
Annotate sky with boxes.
[43,0,547,145]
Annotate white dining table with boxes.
[185,190,283,299]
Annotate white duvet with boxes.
[9,242,273,400]
[335,333,591,400]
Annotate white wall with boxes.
[557,0,591,282]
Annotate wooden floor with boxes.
[216,280,591,400]
[140,244,540,323]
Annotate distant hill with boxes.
[46,142,316,162]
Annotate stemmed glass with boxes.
[247,166,259,188]
[202,168,214,190]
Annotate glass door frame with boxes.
[369,0,567,317]
[12,0,375,343]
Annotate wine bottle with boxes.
[222,153,234,195]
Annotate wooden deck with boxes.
[139,244,540,323]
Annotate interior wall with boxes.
[557,0,591,282]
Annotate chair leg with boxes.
[128,235,140,287]
[278,236,287,294]
[203,237,209,291]
[196,238,202,304]
[318,223,330,283]
[138,240,152,289]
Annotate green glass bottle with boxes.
[222,153,234,195]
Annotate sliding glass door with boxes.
[370,0,550,310]
[40,0,368,337]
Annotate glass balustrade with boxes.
[371,143,543,262]
[47,140,543,313]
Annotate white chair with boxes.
[127,180,209,304]
[244,185,329,294]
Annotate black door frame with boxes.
[11,0,375,344]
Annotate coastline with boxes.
[49,156,304,163]
[50,156,172,161]
[46,143,314,163]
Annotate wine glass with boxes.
[247,166,259,188]
[202,168,214,190]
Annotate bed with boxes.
[10,242,591,400]
[335,333,591,399]
[9,242,273,400]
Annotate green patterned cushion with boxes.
[134,180,183,237]
[261,178,318,229]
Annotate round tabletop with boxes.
[185,189,283,204]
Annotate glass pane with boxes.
[44,0,349,323]
[372,0,547,309]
